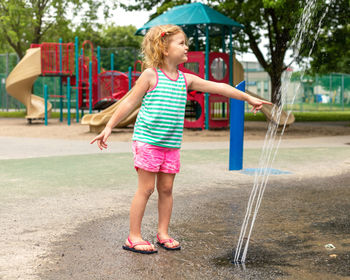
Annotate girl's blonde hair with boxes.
[141,25,187,69]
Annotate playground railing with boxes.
[31,43,75,76]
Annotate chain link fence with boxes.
[285,73,350,111]
[1,51,349,113]
[0,48,141,113]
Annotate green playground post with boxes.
[205,25,210,130]
[111,53,114,71]
[44,85,48,126]
[59,38,63,122]
[128,66,132,90]
[97,46,101,74]
[229,29,233,86]
[67,77,71,125]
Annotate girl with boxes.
[91,25,270,254]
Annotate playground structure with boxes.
[5,39,141,124]
[81,48,294,133]
[5,1,294,136]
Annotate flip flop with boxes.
[156,233,181,251]
[122,237,158,254]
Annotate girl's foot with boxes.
[123,237,157,254]
[156,233,181,250]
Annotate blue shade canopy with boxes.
[135,2,244,37]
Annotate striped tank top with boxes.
[132,68,187,148]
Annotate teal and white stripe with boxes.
[132,69,187,148]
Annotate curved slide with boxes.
[246,90,295,126]
[81,89,140,133]
[5,48,52,121]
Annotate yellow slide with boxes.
[81,89,140,133]
[5,48,52,121]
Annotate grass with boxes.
[1,110,349,122]
[0,111,76,119]
[285,103,350,112]
[244,111,350,122]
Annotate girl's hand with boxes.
[90,127,112,150]
[247,96,272,115]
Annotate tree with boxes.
[0,0,118,58]
[97,25,143,72]
[304,0,350,74]
[121,0,326,105]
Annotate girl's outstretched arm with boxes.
[185,73,272,114]
[90,68,156,150]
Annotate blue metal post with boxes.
[97,46,101,74]
[205,25,210,130]
[44,85,48,126]
[67,77,71,125]
[89,61,92,113]
[128,66,132,90]
[111,53,114,71]
[75,37,79,123]
[229,81,245,170]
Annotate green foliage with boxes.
[0,0,118,58]
[97,25,143,72]
[305,0,350,74]
[120,0,307,104]
[99,25,143,49]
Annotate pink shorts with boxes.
[132,141,180,174]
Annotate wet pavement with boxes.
[37,171,350,280]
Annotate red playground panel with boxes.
[179,51,205,78]
[184,90,205,129]
[31,43,75,76]
[179,51,230,129]
[77,55,98,109]
[132,60,142,86]
[97,71,129,109]
[208,52,230,128]
[179,52,205,129]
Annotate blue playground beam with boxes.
[229,81,245,171]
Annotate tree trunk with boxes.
[270,74,282,107]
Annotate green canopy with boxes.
[135,2,244,37]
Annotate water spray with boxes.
[233,0,331,265]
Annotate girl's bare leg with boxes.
[125,168,156,251]
[156,172,180,248]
